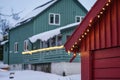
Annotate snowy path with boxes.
[0,70,80,80]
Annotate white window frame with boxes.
[49,13,60,25]
[14,42,18,53]
[75,16,84,23]
[24,40,29,51]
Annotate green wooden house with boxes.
[3,0,87,75]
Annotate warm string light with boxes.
[97,15,100,18]
[89,19,92,23]
[102,8,105,11]
[78,53,80,56]
[100,12,103,14]
[69,2,111,53]
[84,32,87,35]
[106,3,109,6]
[73,53,76,56]
[87,29,89,32]
[71,48,73,51]
[67,50,71,55]
[82,35,84,38]
[89,24,91,27]
[67,50,70,54]
[72,45,75,48]
[22,45,64,54]
[108,0,111,3]
[75,42,77,45]
[79,38,81,41]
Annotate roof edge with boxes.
[64,0,109,52]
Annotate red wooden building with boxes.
[64,0,120,80]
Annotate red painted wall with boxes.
[80,0,120,52]
[80,0,120,80]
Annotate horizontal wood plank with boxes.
[94,68,120,79]
[94,47,120,59]
[94,57,120,68]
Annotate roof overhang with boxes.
[64,0,112,53]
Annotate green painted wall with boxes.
[8,21,34,64]
[4,0,87,64]
[33,0,87,34]
[3,43,9,64]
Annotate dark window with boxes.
[66,35,71,41]
[49,13,60,25]
[55,14,59,24]
[50,14,54,24]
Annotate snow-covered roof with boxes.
[10,0,57,29]
[10,0,89,29]
[29,22,80,43]
[0,40,8,45]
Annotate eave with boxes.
[64,0,112,53]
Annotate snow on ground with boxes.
[0,61,9,69]
[0,70,80,80]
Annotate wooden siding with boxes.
[93,47,120,80]
[80,0,120,52]
[8,21,34,64]
[33,0,87,34]
[3,43,9,64]
[23,49,80,64]
[6,0,87,64]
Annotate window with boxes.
[66,35,71,41]
[49,13,60,25]
[57,35,62,46]
[14,42,18,53]
[24,40,29,51]
[75,16,84,23]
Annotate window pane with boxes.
[50,14,54,24]
[55,14,59,24]
[57,35,62,46]
[81,16,84,21]
[24,40,29,51]
[51,37,56,47]
[76,17,80,22]
[14,42,18,52]
[66,35,71,41]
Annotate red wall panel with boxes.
[111,0,118,46]
[94,68,120,79]
[90,27,95,50]
[93,47,120,59]
[94,57,120,69]
[80,0,120,52]
[100,17,106,48]
[95,22,100,49]
[81,51,92,80]
[93,47,120,80]
[105,5,111,48]
[118,0,120,45]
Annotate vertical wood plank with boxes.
[90,27,95,50]
[118,0,120,45]
[111,0,117,46]
[100,16,105,48]
[95,22,100,49]
[81,51,92,80]
[86,33,90,51]
[105,5,111,48]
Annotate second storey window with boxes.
[75,16,84,23]
[49,13,60,25]
[14,42,18,53]
[24,40,29,51]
